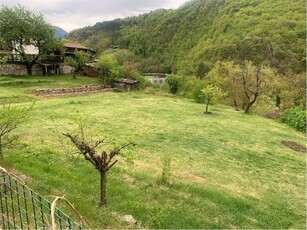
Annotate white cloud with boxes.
[0,0,190,32]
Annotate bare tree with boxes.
[242,67,261,113]
[240,61,269,114]
[63,132,135,206]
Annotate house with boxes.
[63,42,95,60]
[0,41,39,64]
[0,42,96,76]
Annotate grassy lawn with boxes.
[0,75,306,229]
[0,74,99,104]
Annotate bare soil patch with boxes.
[263,111,282,120]
[281,140,306,153]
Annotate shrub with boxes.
[192,86,206,103]
[251,95,277,115]
[281,107,306,132]
[179,76,206,98]
[166,75,181,94]
[129,71,151,89]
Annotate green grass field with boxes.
[0,75,306,229]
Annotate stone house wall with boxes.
[0,63,76,76]
[0,63,43,75]
[60,64,74,74]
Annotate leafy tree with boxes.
[208,61,242,110]
[278,72,306,109]
[196,61,210,79]
[174,76,203,100]
[0,104,32,158]
[95,54,122,86]
[199,84,224,114]
[0,5,58,75]
[64,51,89,79]
[192,86,206,103]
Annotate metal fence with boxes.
[0,169,85,229]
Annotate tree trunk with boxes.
[205,102,209,113]
[204,97,211,113]
[100,170,107,206]
[244,94,258,114]
[73,70,77,79]
[233,99,239,111]
[26,64,33,76]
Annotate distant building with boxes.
[63,42,96,58]
[114,78,140,91]
[143,73,167,84]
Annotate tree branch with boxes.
[106,160,118,171]
[63,133,100,169]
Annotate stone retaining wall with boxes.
[33,85,114,96]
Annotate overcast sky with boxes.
[0,0,190,32]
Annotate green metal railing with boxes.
[0,169,85,229]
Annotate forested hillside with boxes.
[69,0,306,74]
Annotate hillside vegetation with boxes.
[69,0,306,74]
[0,76,306,228]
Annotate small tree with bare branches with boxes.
[241,61,274,113]
[63,132,135,206]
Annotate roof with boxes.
[63,42,95,53]
[64,42,88,49]
[143,73,167,77]
[114,78,139,84]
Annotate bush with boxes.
[251,95,277,115]
[281,107,306,132]
[192,86,206,103]
[126,70,151,89]
[179,76,206,98]
[166,75,181,94]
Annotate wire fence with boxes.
[0,168,85,229]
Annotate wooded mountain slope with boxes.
[69,0,306,74]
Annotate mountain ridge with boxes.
[68,0,306,74]
[54,26,68,39]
